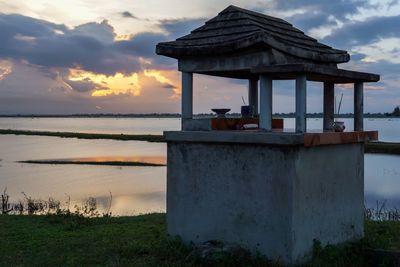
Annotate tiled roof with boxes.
[156,5,350,64]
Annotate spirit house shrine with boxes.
[156,5,380,264]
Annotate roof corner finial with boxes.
[220,5,240,14]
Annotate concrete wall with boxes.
[292,144,364,262]
[166,141,364,264]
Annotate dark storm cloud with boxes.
[0,13,206,75]
[158,18,205,39]
[115,32,176,68]
[147,17,206,68]
[323,15,400,48]
[162,83,176,89]
[72,20,116,43]
[0,14,142,75]
[114,17,206,69]
[65,78,107,93]
[287,13,336,33]
[121,11,138,19]
[0,13,68,38]
[116,32,168,57]
[252,0,370,34]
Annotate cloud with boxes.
[65,78,106,93]
[0,60,180,114]
[0,59,12,80]
[121,11,138,19]
[71,20,116,43]
[259,0,372,22]
[115,32,168,58]
[0,13,208,77]
[162,84,176,89]
[157,18,205,39]
[352,37,400,64]
[323,15,400,49]
[0,13,208,103]
[0,14,144,76]
[0,2,399,114]
[114,17,206,69]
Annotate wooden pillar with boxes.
[354,82,364,131]
[323,82,335,131]
[259,75,272,131]
[296,75,307,132]
[181,72,193,130]
[248,79,258,115]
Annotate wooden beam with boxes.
[248,79,258,114]
[323,82,335,131]
[181,72,193,130]
[259,75,272,131]
[296,75,307,132]
[354,82,364,131]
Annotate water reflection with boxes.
[0,135,167,216]
[69,156,166,165]
[90,192,166,216]
[365,154,400,208]
[1,117,400,215]
[21,156,166,165]
[0,117,180,135]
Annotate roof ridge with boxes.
[219,5,292,26]
[195,18,315,42]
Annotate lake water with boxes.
[0,117,399,215]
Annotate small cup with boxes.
[333,121,345,132]
[241,105,254,118]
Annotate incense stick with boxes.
[241,96,246,105]
[338,93,344,115]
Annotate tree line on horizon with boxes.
[0,106,399,118]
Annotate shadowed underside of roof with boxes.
[156,5,350,64]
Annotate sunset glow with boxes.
[144,69,180,94]
[0,60,12,81]
[68,69,142,97]
[0,0,398,113]
[114,34,132,41]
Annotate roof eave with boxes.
[251,64,380,83]
[156,34,350,64]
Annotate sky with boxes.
[0,0,399,114]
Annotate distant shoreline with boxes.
[0,129,165,142]
[1,128,399,155]
[0,113,399,118]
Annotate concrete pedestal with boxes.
[165,131,365,264]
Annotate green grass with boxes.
[364,220,400,250]
[1,214,400,266]
[297,221,400,267]
[365,141,400,155]
[0,129,164,142]
[0,214,188,267]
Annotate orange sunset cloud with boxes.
[67,68,180,97]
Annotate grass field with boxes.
[365,141,400,155]
[0,213,400,266]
